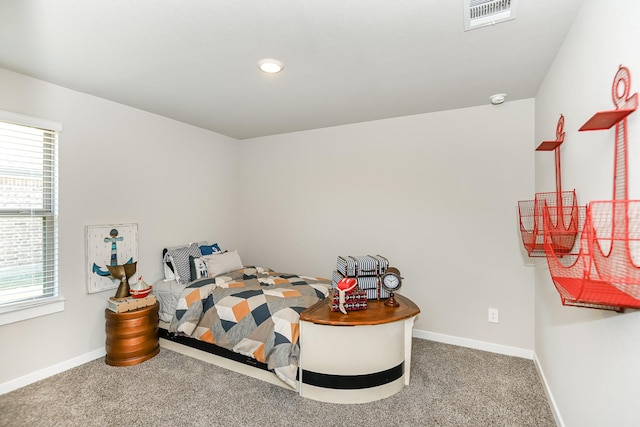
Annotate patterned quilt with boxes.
[169,266,330,388]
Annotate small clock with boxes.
[381,267,403,307]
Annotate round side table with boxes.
[105,302,160,366]
[299,294,420,403]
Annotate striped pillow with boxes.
[165,243,202,284]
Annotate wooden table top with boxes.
[300,293,420,326]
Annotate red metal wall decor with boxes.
[543,204,640,310]
[519,115,580,257]
[519,191,578,257]
[543,65,640,311]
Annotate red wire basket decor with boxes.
[519,190,579,257]
[518,115,578,257]
[543,204,640,310]
[543,65,640,311]
[589,200,640,300]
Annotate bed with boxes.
[152,243,331,389]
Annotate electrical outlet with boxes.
[488,308,499,323]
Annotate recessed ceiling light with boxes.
[257,58,284,74]
[489,93,507,105]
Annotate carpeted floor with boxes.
[0,338,555,427]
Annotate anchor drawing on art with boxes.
[91,227,137,299]
[92,228,132,276]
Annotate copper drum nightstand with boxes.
[105,302,160,366]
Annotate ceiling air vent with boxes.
[464,0,518,31]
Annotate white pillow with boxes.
[203,250,244,277]
[163,262,176,282]
[189,256,208,280]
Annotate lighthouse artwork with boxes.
[86,223,138,294]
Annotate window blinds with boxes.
[0,118,59,307]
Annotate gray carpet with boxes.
[0,339,555,427]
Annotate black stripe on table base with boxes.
[301,362,404,390]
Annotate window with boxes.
[0,110,62,323]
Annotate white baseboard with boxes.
[0,348,106,395]
[412,328,535,360]
[533,353,564,427]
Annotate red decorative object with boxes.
[543,65,640,311]
[544,204,640,310]
[129,286,152,299]
[580,110,636,131]
[331,288,367,312]
[519,190,579,257]
[579,67,638,131]
[519,115,580,257]
[588,200,640,299]
[537,114,566,151]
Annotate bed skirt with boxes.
[158,324,270,372]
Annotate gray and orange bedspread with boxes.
[169,266,330,388]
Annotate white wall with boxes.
[0,66,538,391]
[237,100,536,351]
[0,68,240,386]
[0,57,538,394]
[534,0,640,426]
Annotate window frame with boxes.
[0,110,64,325]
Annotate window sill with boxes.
[0,296,65,326]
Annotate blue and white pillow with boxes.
[189,255,208,280]
[200,243,222,256]
[164,243,203,284]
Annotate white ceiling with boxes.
[0,0,585,140]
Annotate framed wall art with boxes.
[86,223,138,294]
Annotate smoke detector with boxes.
[490,93,507,105]
[464,0,518,31]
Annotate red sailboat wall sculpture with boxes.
[543,65,640,311]
[518,115,579,257]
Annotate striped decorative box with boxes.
[332,270,390,300]
[336,255,389,278]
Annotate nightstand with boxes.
[298,294,420,403]
[105,302,160,366]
